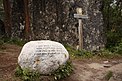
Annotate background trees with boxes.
[0,0,121,52]
[0,0,4,20]
[102,0,122,49]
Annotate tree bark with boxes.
[3,0,12,37]
[23,0,30,39]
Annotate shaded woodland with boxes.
[0,1,122,81]
[0,0,122,52]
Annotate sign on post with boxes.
[74,8,88,50]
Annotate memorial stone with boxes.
[18,40,69,74]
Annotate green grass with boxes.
[51,61,73,81]
[0,39,6,50]
[64,45,94,58]
[15,61,73,81]
[104,71,113,81]
[15,66,40,81]
[65,45,122,59]
[0,37,26,46]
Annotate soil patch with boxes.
[0,44,122,81]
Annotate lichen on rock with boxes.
[18,40,69,74]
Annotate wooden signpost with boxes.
[74,8,88,50]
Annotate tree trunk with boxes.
[23,0,30,39]
[3,0,12,37]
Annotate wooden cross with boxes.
[74,8,88,50]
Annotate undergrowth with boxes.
[64,45,93,58]
[112,42,122,55]
[0,39,6,50]
[104,71,113,81]
[15,61,73,81]
[51,61,73,81]
[0,37,26,46]
[15,66,40,81]
[65,45,122,59]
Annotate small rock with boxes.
[103,61,109,64]
[112,61,118,65]
[103,64,112,68]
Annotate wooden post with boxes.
[74,8,88,50]
[3,0,12,37]
[23,0,30,39]
[78,19,83,49]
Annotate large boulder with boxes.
[18,40,69,74]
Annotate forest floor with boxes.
[0,44,122,81]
